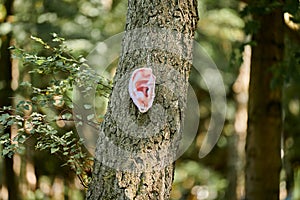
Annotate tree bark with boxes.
[0,0,20,200]
[86,0,198,199]
[245,2,284,200]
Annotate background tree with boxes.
[0,0,20,199]
[244,1,284,199]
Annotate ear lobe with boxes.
[128,68,156,113]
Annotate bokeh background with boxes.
[0,0,300,199]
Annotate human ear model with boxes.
[128,68,156,113]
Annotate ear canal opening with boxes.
[135,80,150,98]
[136,86,149,97]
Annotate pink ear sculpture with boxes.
[128,68,156,113]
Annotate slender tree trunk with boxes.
[0,1,20,200]
[233,44,251,199]
[245,2,284,200]
[86,0,198,199]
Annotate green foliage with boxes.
[240,1,283,17]
[172,161,227,199]
[13,0,127,56]
[0,34,112,187]
[283,0,300,15]
[229,43,246,71]
[230,0,293,71]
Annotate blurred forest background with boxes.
[0,0,300,199]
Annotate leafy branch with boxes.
[0,34,112,187]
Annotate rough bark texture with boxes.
[0,1,20,200]
[245,2,284,200]
[86,0,198,199]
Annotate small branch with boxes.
[284,12,300,43]
[284,12,300,31]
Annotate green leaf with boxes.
[75,115,82,120]
[7,119,15,126]
[87,114,95,121]
[63,147,69,151]
[51,147,60,154]
[2,149,10,156]
[20,81,32,87]
[84,104,93,110]
[62,113,72,120]
[76,168,82,175]
[0,113,10,123]
[36,59,46,65]
[0,133,10,144]
[16,146,26,154]
[24,104,30,110]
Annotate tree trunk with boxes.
[86,0,198,199]
[0,1,20,200]
[245,2,284,200]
